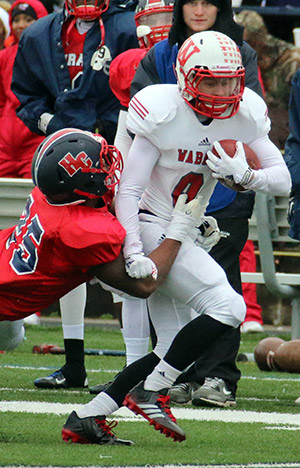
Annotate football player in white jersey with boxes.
[63,31,291,444]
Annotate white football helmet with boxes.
[176,31,245,119]
[135,0,173,49]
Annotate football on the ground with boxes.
[211,139,261,192]
[274,340,300,373]
[254,337,285,371]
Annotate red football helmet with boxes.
[176,31,245,119]
[135,0,173,49]
[65,0,109,20]
[32,128,123,205]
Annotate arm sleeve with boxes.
[130,47,161,98]
[113,109,133,161]
[285,71,300,197]
[115,135,160,257]
[244,135,291,196]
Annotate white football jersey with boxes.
[126,84,271,220]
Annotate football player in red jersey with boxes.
[11,0,139,389]
[0,128,203,357]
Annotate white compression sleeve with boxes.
[243,135,291,195]
[122,297,150,365]
[60,283,87,340]
[114,110,133,161]
[115,135,160,258]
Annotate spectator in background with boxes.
[240,239,264,333]
[11,0,139,389]
[0,5,9,49]
[240,0,300,42]
[285,67,300,242]
[0,0,48,179]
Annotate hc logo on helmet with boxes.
[58,152,93,177]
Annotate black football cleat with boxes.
[62,411,134,445]
[123,381,186,442]
[34,368,88,389]
[89,368,125,395]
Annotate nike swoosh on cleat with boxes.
[55,378,66,385]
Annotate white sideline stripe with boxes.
[0,364,119,374]
[1,401,300,428]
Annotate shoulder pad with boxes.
[127,84,179,145]
[240,88,270,137]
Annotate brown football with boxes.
[254,337,285,371]
[274,340,300,373]
[212,139,261,192]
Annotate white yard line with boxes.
[1,400,300,428]
[2,364,300,382]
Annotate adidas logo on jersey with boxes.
[158,234,166,244]
[198,137,210,146]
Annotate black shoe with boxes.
[62,411,134,445]
[124,381,186,442]
[34,368,88,389]
[89,380,113,395]
[89,368,124,395]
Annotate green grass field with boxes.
[1,322,300,468]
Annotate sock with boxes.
[62,339,86,385]
[62,324,84,340]
[144,360,181,391]
[106,351,160,406]
[77,392,119,418]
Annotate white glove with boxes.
[206,141,254,186]
[125,252,158,280]
[166,193,205,243]
[195,216,221,252]
[38,112,54,134]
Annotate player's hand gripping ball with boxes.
[207,139,261,192]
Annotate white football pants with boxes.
[139,214,246,358]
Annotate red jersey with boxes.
[0,187,126,320]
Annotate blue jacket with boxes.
[284,68,300,240]
[131,39,262,217]
[12,3,138,142]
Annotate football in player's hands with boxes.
[211,139,261,192]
